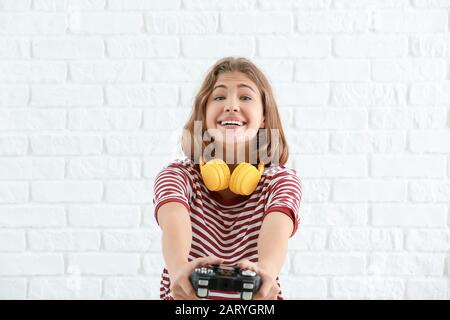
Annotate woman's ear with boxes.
[260,117,265,128]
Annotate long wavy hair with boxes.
[181,56,289,167]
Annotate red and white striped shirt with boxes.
[153,158,303,300]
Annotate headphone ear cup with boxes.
[229,163,262,196]
[228,163,247,194]
[200,159,230,191]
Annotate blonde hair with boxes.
[181,57,289,166]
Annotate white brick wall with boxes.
[0,0,448,300]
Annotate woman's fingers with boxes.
[257,273,272,299]
[173,293,193,300]
[170,286,188,300]
[178,271,195,297]
[235,260,278,300]
[254,274,279,300]
[268,282,280,300]
[180,283,198,299]
[195,256,225,268]
[177,256,224,300]
[236,259,258,272]
[172,284,199,300]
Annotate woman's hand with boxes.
[169,256,224,300]
[236,259,280,300]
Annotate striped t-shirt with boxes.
[153,158,303,300]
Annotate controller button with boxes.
[198,279,209,286]
[197,288,208,298]
[241,270,256,277]
[241,291,253,300]
[243,283,254,290]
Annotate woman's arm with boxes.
[237,211,294,300]
[157,201,224,299]
[157,202,192,276]
[257,211,293,278]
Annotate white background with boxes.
[0,0,449,299]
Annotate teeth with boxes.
[220,120,243,126]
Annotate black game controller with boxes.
[190,264,261,300]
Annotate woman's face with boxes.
[205,71,265,146]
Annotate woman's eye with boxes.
[213,96,252,101]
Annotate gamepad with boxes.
[190,264,261,300]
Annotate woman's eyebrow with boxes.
[213,83,256,93]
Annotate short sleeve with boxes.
[153,163,191,225]
[264,170,303,238]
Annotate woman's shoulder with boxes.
[165,157,195,168]
[157,157,198,176]
[262,163,303,195]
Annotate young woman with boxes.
[153,57,303,300]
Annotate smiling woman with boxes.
[153,57,303,300]
[206,72,264,147]
[181,57,289,168]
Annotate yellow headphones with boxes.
[199,157,265,196]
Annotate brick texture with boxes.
[0,0,448,300]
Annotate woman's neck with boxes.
[206,141,257,204]
[212,187,250,205]
[211,164,251,204]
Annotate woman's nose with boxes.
[224,105,240,112]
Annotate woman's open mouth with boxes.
[217,120,247,130]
